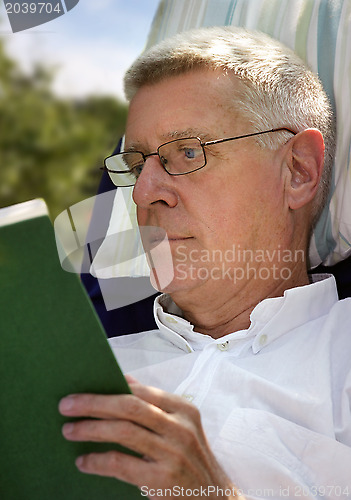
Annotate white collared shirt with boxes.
[109,276,351,499]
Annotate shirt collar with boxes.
[153,275,339,353]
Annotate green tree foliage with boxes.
[0,38,128,219]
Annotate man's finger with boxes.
[62,418,164,459]
[75,450,156,488]
[59,392,180,436]
[59,384,197,424]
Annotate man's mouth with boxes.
[141,227,192,247]
[166,236,192,241]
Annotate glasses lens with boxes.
[105,152,144,186]
[159,138,205,175]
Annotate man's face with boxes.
[125,70,290,300]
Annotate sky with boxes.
[0,0,161,101]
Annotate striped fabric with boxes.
[94,0,351,278]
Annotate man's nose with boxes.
[132,156,179,208]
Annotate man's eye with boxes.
[129,164,144,178]
[184,148,196,159]
[181,147,202,159]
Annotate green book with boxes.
[0,199,142,500]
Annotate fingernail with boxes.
[62,423,74,436]
[59,396,75,413]
[76,456,84,468]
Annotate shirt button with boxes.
[259,334,268,346]
[217,341,229,351]
[166,316,178,324]
[182,394,194,402]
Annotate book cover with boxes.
[0,199,142,499]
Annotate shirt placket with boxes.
[173,337,250,407]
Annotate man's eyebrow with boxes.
[124,129,214,152]
[163,129,213,141]
[123,143,142,152]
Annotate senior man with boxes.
[59,27,351,499]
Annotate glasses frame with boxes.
[102,127,297,187]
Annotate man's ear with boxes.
[284,129,325,211]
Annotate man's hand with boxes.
[58,377,244,499]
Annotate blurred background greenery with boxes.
[0,36,127,220]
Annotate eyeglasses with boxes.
[102,127,296,187]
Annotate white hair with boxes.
[124,26,335,225]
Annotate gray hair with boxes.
[124,26,335,226]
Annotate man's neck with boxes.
[169,263,310,339]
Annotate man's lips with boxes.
[148,237,193,251]
[141,227,192,244]
[143,230,193,249]
[165,236,193,241]
[152,235,193,243]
